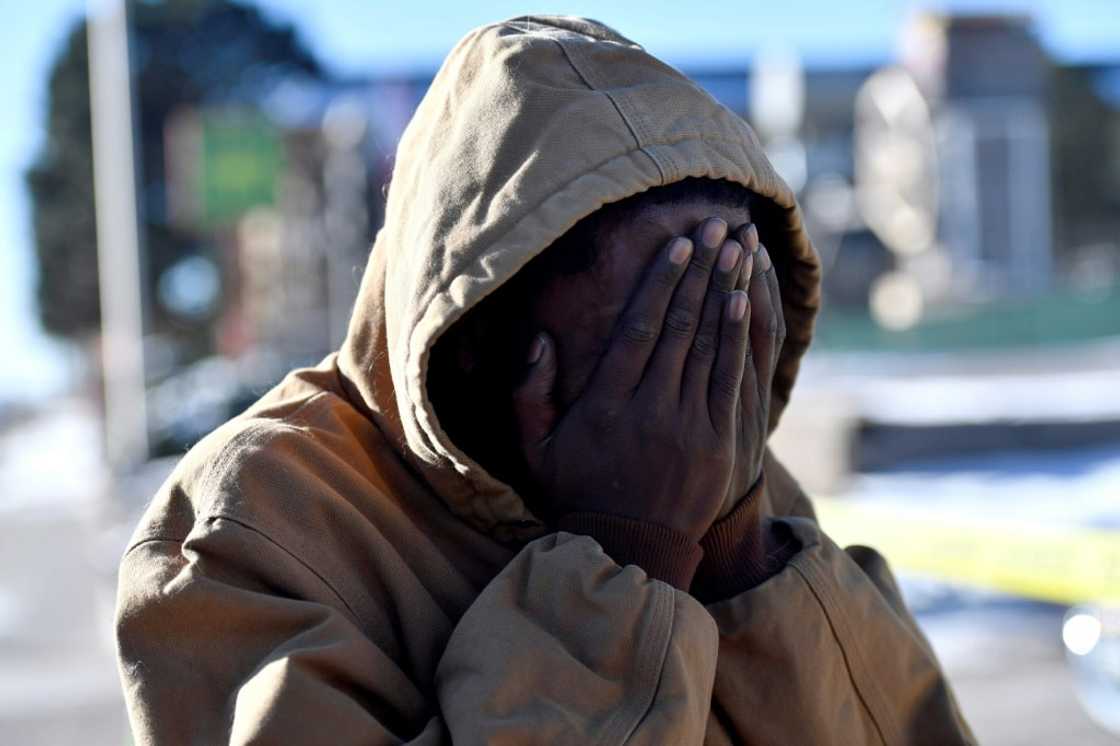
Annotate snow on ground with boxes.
[0,398,106,515]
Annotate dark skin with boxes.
[507,199,786,543]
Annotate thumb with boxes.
[512,332,558,464]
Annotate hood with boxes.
[337,15,821,542]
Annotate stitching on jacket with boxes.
[122,536,187,553]
[790,554,900,746]
[121,392,337,557]
[800,552,904,744]
[204,513,364,623]
[601,581,675,746]
[550,35,668,183]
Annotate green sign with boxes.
[167,108,282,228]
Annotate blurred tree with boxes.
[25,0,324,350]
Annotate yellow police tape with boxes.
[813,498,1120,605]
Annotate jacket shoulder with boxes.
[125,384,377,545]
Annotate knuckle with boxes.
[688,252,717,274]
[723,317,747,344]
[619,318,659,345]
[654,264,683,289]
[712,273,737,293]
[663,307,697,337]
[710,369,742,400]
[690,331,718,359]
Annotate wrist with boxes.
[693,473,798,602]
[556,512,703,591]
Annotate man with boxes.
[116,16,975,744]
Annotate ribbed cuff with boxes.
[556,512,704,591]
[693,474,797,603]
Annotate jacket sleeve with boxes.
[701,516,977,746]
[436,531,718,744]
[116,518,720,745]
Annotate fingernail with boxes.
[701,218,728,249]
[717,240,741,273]
[759,244,773,271]
[668,237,693,265]
[729,291,748,321]
[527,334,545,364]
[744,224,760,254]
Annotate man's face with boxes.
[527,197,752,411]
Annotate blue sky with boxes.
[250,0,1120,74]
[2,0,1117,401]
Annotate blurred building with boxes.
[138,11,1120,455]
[696,14,1120,328]
[149,10,1120,373]
[913,14,1054,299]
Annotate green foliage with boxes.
[26,27,97,339]
[25,0,324,342]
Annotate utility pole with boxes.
[87,0,148,472]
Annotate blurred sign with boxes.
[167,108,282,228]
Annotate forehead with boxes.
[595,197,752,272]
[585,196,751,329]
[550,195,754,311]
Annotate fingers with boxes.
[590,235,694,398]
[746,239,785,406]
[642,217,730,394]
[707,288,753,433]
[512,332,558,470]
[681,235,745,404]
[735,223,760,293]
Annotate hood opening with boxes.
[337,16,821,541]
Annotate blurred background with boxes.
[1,0,1118,743]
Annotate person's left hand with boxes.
[719,223,785,509]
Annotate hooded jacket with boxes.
[116,16,974,745]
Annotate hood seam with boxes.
[552,34,670,185]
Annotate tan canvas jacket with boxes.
[116,16,975,745]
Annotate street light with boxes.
[87,0,148,472]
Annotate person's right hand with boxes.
[512,217,754,544]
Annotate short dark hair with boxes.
[523,177,756,281]
[428,177,757,493]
